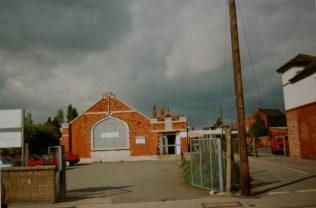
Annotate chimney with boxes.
[103,91,115,98]
[152,105,157,118]
[160,105,165,118]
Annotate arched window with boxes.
[92,117,129,149]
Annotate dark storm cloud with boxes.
[0,0,315,127]
[0,0,132,52]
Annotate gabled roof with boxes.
[159,112,178,121]
[260,108,285,117]
[289,61,316,83]
[276,54,316,74]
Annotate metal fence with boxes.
[190,138,224,191]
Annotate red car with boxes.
[271,130,288,155]
[28,152,79,167]
[65,152,80,166]
[28,155,55,166]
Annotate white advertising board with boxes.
[0,132,22,148]
[0,109,23,128]
[0,109,23,148]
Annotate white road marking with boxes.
[268,191,290,195]
[297,189,316,193]
[283,166,309,175]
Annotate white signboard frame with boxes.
[0,109,24,148]
[136,136,145,144]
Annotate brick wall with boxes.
[1,166,56,203]
[247,136,271,147]
[286,102,316,159]
[60,94,188,160]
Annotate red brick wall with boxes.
[172,122,186,130]
[113,112,158,156]
[181,137,189,152]
[70,114,105,158]
[60,96,160,158]
[60,127,69,152]
[86,97,132,112]
[286,102,316,159]
[60,95,188,159]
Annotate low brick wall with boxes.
[1,165,56,203]
[247,136,271,147]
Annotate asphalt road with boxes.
[247,154,316,207]
[8,154,316,208]
[66,160,208,203]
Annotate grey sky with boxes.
[0,0,315,128]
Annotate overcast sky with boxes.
[0,0,315,128]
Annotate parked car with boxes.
[65,152,80,166]
[0,157,13,168]
[271,130,288,155]
[28,155,55,166]
[0,156,21,167]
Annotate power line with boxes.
[0,0,104,35]
[0,0,82,25]
[236,1,263,107]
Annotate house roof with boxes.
[259,108,285,117]
[289,61,316,83]
[276,54,316,74]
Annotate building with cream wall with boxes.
[277,54,316,159]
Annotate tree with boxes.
[24,112,36,144]
[53,108,64,127]
[24,113,61,155]
[28,128,59,155]
[67,104,78,123]
[248,113,268,137]
[43,117,61,140]
[248,113,268,157]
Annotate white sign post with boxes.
[0,109,24,165]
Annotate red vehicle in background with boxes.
[270,130,288,155]
[28,152,79,166]
[65,152,80,166]
[28,155,55,166]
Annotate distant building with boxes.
[277,54,316,159]
[60,92,189,162]
[246,108,287,130]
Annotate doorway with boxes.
[160,134,177,155]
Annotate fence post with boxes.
[253,137,257,157]
[216,138,224,192]
[225,129,232,192]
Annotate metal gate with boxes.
[190,138,224,191]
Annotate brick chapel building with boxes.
[60,92,189,162]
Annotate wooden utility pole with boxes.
[228,0,250,196]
